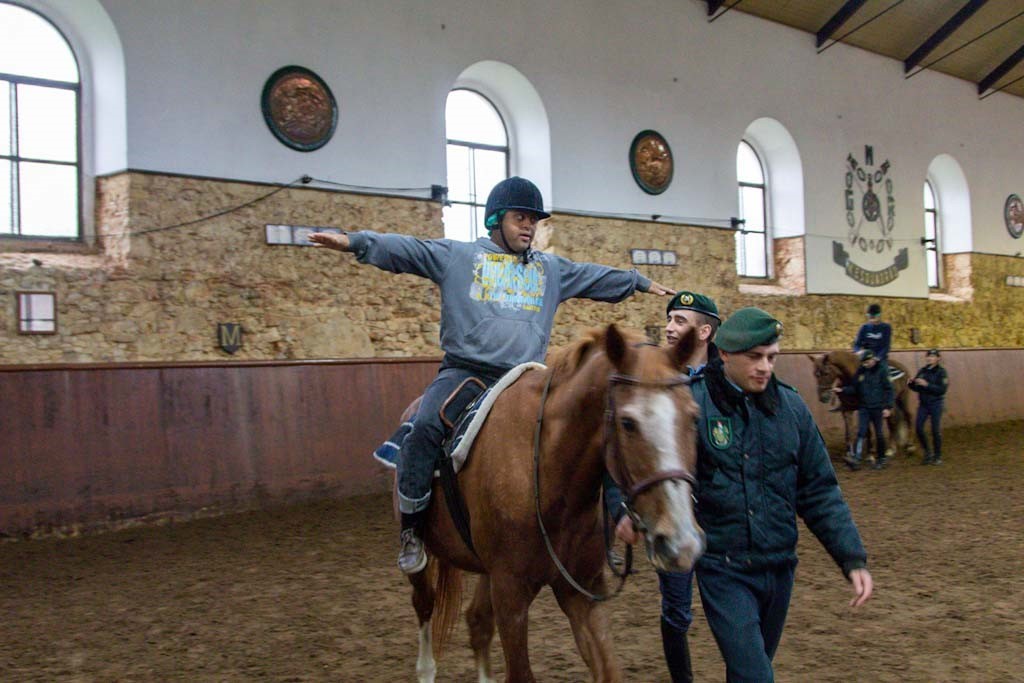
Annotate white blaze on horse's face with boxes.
[619,389,704,572]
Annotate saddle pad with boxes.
[371,362,545,474]
[888,367,905,381]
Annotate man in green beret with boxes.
[691,307,873,681]
[609,289,721,682]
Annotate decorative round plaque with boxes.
[629,130,673,195]
[261,66,337,152]
[1005,193,1024,239]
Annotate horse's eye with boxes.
[620,417,639,434]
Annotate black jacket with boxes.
[842,362,894,410]
[909,365,948,406]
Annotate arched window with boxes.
[923,180,940,288]
[443,89,508,242]
[0,2,81,239]
[736,140,767,277]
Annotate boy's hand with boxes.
[308,232,351,251]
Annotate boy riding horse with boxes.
[309,177,671,573]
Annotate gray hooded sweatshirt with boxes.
[347,232,651,371]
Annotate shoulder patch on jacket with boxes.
[776,380,798,394]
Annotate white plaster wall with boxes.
[93,0,1024,270]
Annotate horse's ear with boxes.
[605,323,628,368]
[672,327,697,370]
[807,353,819,364]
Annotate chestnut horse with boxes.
[808,350,912,459]
[402,324,703,682]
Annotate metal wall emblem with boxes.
[1005,194,1024,239]
[629,130,673,195]
[217,323,243,354]
[834,145,907,287]
[261,66,338,152]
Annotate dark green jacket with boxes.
[693,366,867,576]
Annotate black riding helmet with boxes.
[484,177,551,227]
[484,177,550,262]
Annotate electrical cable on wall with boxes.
[102,175,439,238]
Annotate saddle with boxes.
[372,362,544,473]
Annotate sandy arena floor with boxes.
[1,420,1021,682]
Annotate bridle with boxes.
[532,356,697,602]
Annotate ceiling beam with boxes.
[706,0,726,16]
[904,0,989,73]
[816,0,868,48]
[978,43,1024,94]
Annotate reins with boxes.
[532,363,695,603]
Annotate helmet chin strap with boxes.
[495,224,530,264]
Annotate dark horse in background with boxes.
[809,350,913,461]
[398,325,703,683]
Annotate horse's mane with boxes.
[545,325,646,384]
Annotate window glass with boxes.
[445,89,507,145]
[739,185,766,231]
[923,181,940,287]
[444,89,508,242]
[0,4,79,83]
[0,80,9,156]
[0,160,11,234]
[737,141,764,184]
[17,84,77,162]
[19,161,77,237]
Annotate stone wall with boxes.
[2,171,1023,365]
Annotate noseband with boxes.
[604,372,698,532]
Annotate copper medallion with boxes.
[261,66,337,152]
[629,130,673,195]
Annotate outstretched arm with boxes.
[308,231,351,251]
[644,280,674,296]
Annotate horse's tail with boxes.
[431,557,463,657]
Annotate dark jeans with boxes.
[915,401,943,458]
[696,558,795,683]
[397,361,503,514]
[855,407,887,461]
[658,570,694,632]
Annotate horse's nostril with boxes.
[652,534,675,560]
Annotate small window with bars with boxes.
[17,291,56,334]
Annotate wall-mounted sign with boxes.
[217,323,242,354]
[266,224,342,246]
[629,130,673,195]
[1005,194,1024,239]
[834,145,907,287]
[261,66,338,152]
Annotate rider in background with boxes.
[694,307,873,682]
[308,176,671,575]
[835,350,894,470]
[853,302,892,374]
[910,349,949,466]
[609,290,720,683]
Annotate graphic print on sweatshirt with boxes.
[469,253,545,312]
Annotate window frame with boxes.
[444,88,510,242]
[16,290,57,334]
[736,140,769,279]
[0,2,83,242]
[923,179,941,289]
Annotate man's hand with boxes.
[882,408,892,418]
[848,568,873,607]
[308,231,351,251]
[914,378,928,386]
[645,280,673,296]
[615,516,640,545]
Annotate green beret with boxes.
[666,290,720,320]
[716,307,783,352]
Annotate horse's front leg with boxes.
[467,575,497,683]
[408,566,437,683]
[490,572,542,683]
[552,577,622,683]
